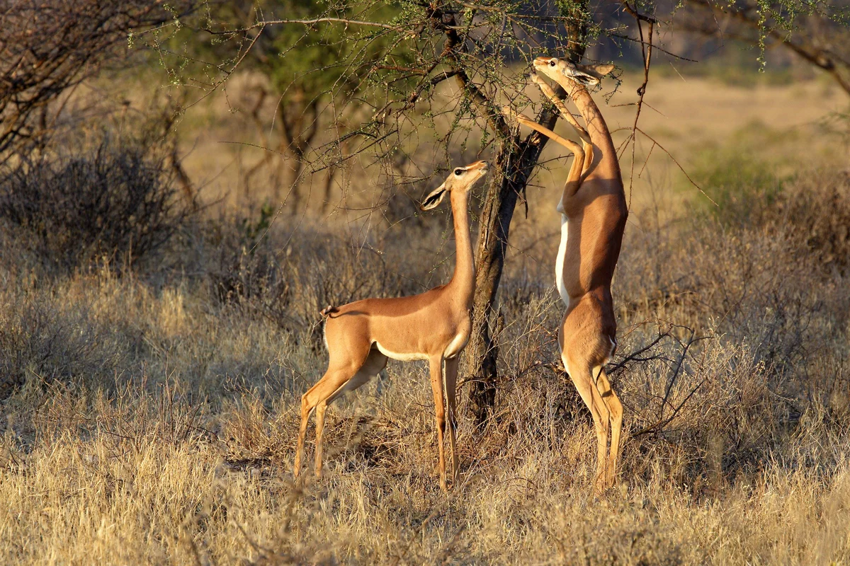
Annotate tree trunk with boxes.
[465,146,517,423]
[465,2,590,427]
[465,99,568,426]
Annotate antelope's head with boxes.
[533,57,614,87]
[420,160,488,210]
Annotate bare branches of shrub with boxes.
[0,0,192,160]
[0,137,195,272]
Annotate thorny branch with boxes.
[612,0,715,208]
[626,9,653,206]
[203,17,405,33]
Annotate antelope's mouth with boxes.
[468,160,488,176]
[533,57,554,69]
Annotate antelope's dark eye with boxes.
[549,60,556,67]
[454,168,462,176]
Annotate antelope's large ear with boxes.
[585,64,615,78]
[420,183,447,211]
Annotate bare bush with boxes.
[0,280,133,401]
[694,159,850,277]
[770,173,850,277]
[0,138,194,272]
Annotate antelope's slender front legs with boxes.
[508,110,584,157]
[530,73,596,184]
[530,73,591,145]
[444,356,460,483]
[429,355,448,492]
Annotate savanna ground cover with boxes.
[2,66,850,564]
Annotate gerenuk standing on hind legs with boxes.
[294,161,488,492]
[511,58,627,494]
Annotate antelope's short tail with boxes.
[320,305,339,318]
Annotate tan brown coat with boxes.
[531,57,627,493]
[294,160,488,491]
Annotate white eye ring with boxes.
[454,169,462,176]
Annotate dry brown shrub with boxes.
[0,137,194,273]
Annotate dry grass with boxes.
[2,162,850,563]
[2,71,850,563]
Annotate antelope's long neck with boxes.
[447,189,475,303]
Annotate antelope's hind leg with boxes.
[294,342,376,479]
[595,366,622,488]
[565,356,612,494]
[560,321,614,494]
[315,349,388,476]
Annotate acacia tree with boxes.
[159,0,848,426]
[161,0,599,424]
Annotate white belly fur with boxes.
[555,213,570,306]
[374,341,430,362]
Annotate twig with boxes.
[203,17,402,34]
[621,1,658,23]
[630,376,708,438]
[638,141,656,177]
[183,25,266,112]
[608,33,698,62]
[606,331,672,376]
[635,127,718,206]
[661,328,697,420]
[626,11,654,209]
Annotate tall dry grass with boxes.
[1,153,850,563]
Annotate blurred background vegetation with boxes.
[1,0,850,562]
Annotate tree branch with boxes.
[203,17,403,34]
[685,0,850,96]
[427,4,511,138]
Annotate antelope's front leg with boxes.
[444,356,460,484]
[505,107,584,158]
[530,73,591,145]
[428,355,448,492]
